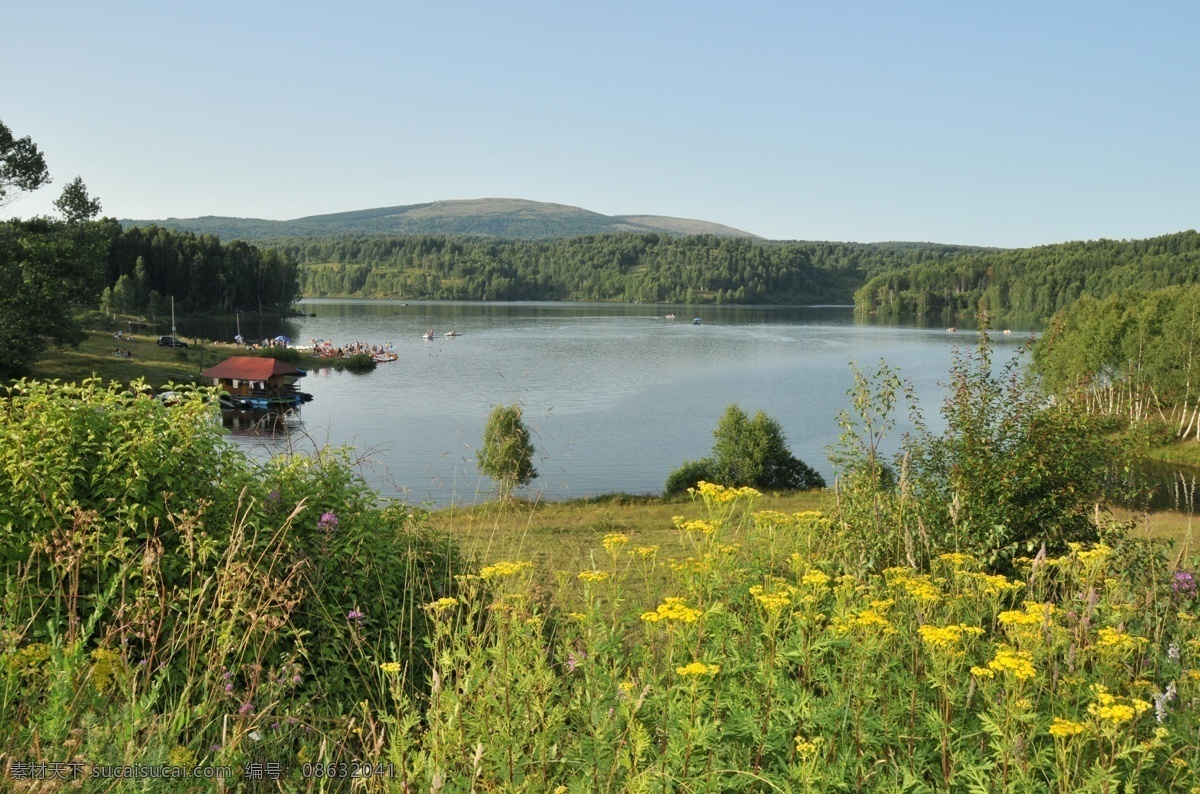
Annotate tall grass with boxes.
[383,483,1200,791]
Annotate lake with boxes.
[189,300,1045,506]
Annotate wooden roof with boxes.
[201,356,301,381]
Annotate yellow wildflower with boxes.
[676,661,720,677]
[380,662,403,675]
[602,533,630,554]
[424,596,459,612]
[937,552,975,568]
[635,545,659,558]
[970,666,994,679]
[678,519,720,536]
[919,624,984,650]
[577,570,611,583]
[987,646,1037,680]
[794,735,825,758]
[1048,717,1086,738]
[801,569,831,587]
[1095,627,1148,655]
[641,597,702,624]
[479,561,533,580]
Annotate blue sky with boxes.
[4,1,1197,246]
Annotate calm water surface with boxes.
[197,301,1037,506]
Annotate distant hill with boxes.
[121,198,762,241]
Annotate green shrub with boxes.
[664,458,715,495]
[0,378,472,767]
[667,404,824,494]
[335,352,376,372]
[903,333,1135,567]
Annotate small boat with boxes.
[444,330,461,337]
[373,352,398,363]
[693,317,702,325]
[665,313,676,320]
[422,330,435,340]
[947,327,958,332]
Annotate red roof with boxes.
[201,356,301,381]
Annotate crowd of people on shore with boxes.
[308,340,395,359]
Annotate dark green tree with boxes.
[0,119,50,206]
[477,404,538,500]
[53,176,101,223]
[0,121,111,379]
[666,404,825,494]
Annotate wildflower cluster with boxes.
[1087,684,1151,726]
[479,560,533,580]
[641,597,702,624]
[987,646,1037,680]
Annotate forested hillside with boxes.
[854,230,1200,321]
[103,225,301,315]
[285,233,985,304]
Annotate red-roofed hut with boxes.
[201,356,304,410]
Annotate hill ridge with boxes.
[122,198,763,242]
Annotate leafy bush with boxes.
[664,458,714,496]
[0,379,472,769]
[666,404,825,495]
[903,334,1135,568]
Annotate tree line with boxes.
[276,233,983,305]
[0,119,301,379]
[854,230,1200,322]
[102,225,300,317]
[1032,283,1200,438]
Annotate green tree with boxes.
[667,404,825,494]
[0,119,49,206]
[53,176,101,223]
[0,122,111,379]
[477,403,538,500]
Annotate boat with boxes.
[444,330,461,337]
[665,313,676,320]
[422,330,435,340]
[373,352,398,363]
[693,317,702,325]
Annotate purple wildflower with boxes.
[239,702,254,715]
[224,682,234,693]
[347,609,365,625]
[318,511,339,530]
[566,649,586,672]
[292,674,302,683]
[267,489,281,502]
[1173,570,1197,600]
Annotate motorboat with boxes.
[373,352,398,362]
[444,330,461,337]
[422,330,435,340]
